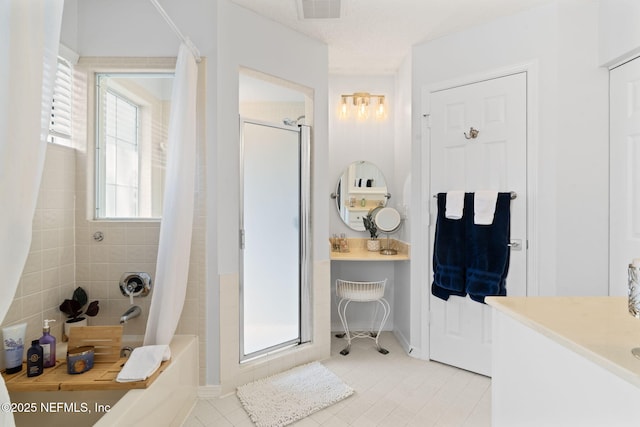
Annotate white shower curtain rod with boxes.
[149,0,202,62]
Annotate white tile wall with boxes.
[0,144,76,370]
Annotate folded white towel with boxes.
[116,345,171,383]
[445,191,465,220]
[474,191,499,225]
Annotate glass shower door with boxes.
[240,119,311,360]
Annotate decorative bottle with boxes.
[27,340,43,377]
[39,319,56,368]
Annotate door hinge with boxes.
[239,229,245,249]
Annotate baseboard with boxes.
[198,385,221,399]
[392,329,411,354]
[392,329,427,360]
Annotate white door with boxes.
[610,57,640,296]
[427,72,528,376]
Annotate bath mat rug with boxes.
[236,361,354,427]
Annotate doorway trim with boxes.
[418,61,540,360]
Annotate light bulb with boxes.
[356,96,369,120]
[339,97,349,119]
[375,96,386,120]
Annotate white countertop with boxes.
[486,296,640,388]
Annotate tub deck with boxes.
[7,335,197,427]
[2,357,170,391]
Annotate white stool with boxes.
[335,279,391,355]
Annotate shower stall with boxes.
[239,118,311,361]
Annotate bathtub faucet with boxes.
[120,305,142,324]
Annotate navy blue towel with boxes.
[431,192,511,303]
[431,193,468,300]
[465,192,511,303]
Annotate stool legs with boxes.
[337,298,352,355]
[374,298,391,354]
[336,297,390,356]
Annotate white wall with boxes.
[328,74,396,237]
[598,0,640,66]
[217,1,328,273]
[410,0,609,354]
[60,0,78,50]
[393,56,413,351]
[76,0,215,58]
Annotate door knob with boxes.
[507,239,522,251]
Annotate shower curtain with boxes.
[143,43,198,355]
[0,0,64,425]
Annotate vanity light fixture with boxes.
[339,92,387,121]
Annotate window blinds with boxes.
[48,57,73,140]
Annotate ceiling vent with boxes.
[297,0,343,20]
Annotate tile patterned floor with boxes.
[183,333,491,426]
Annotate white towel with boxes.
[445,191,465,220]
[474,191,499,225]
[116,345,171,383]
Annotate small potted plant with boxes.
[363,212,380,251]
[59,287,99,341]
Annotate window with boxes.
[102,90,140,217]
[94,73,173,219]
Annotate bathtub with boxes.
[9,335,198,427]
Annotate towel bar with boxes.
[433,191,517,200]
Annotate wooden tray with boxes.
[2,325,170,391]
[68,325,123,363]
[2,358,170,391]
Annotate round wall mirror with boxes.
[334,161,389,231]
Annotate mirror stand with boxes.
[380,233,397,255]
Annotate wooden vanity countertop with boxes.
[330,238,410,261]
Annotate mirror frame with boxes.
[333,161,390,231]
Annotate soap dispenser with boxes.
[39,319,56,368]
[27,340,43,377]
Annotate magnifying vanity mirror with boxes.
[333,161,390,231]
[374,207,402,255]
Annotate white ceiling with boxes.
[230,0,553,75]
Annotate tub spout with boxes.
[120,305,141,324]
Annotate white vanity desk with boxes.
[330,238,409,335]
[487,296,640,427]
